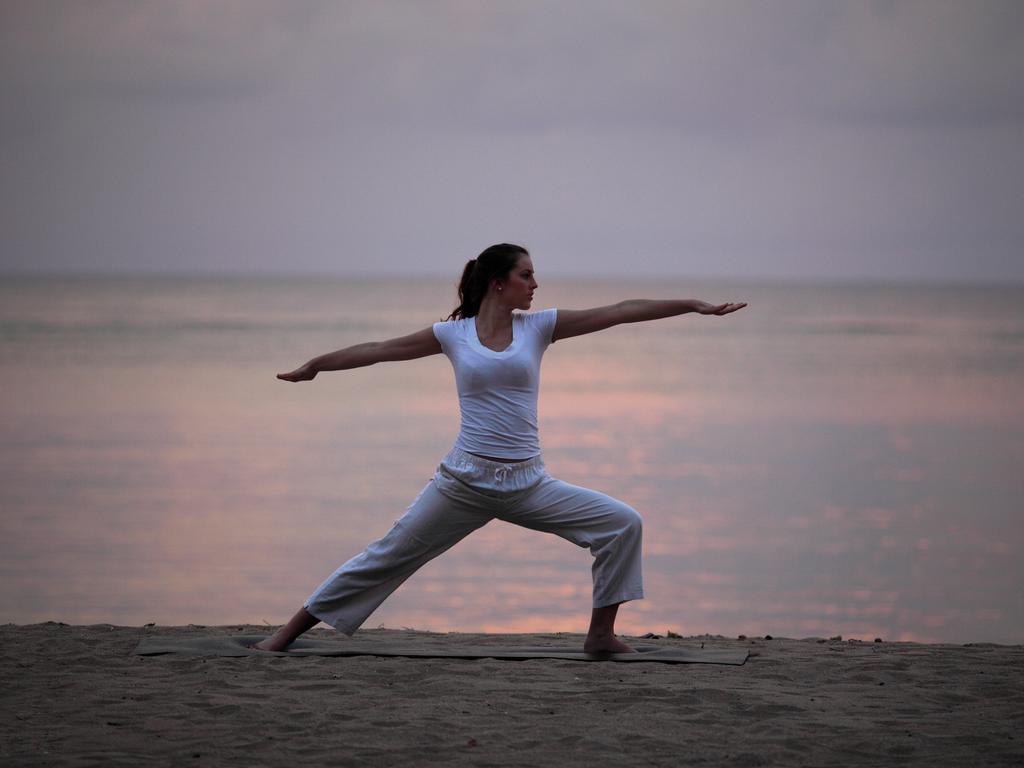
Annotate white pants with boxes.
[305,446,644,635]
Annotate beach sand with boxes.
[2,623,1021,766]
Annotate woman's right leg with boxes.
[256,479,491,650]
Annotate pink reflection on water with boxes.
[880,467,926,482]
[858,507,894,529]
[4,279,1023,648]
[541,390,686,423]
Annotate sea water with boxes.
[1,274,1021,643]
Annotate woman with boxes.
[255,243,746,654]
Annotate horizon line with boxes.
[2,267,1022,291]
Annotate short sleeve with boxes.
[432,320,453,355]
[529,308,558,346]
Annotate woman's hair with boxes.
[446,243,529,320]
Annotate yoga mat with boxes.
[134,635,748,665]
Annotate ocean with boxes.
[1,273,1021,643]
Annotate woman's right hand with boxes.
[277,362,318,382]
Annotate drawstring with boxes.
[494,465,513,484]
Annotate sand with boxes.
[2,624,1022,767]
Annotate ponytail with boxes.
[446,244,528,320]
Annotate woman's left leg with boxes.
[499,475,644,653]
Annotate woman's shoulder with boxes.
[517,308,558,343]
[432,316,472,342]
[517,307,557,325]
[516,307,557,320]
[434,315,472,329]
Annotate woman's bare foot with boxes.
[584,603,637,654]
[247,607,320,652]
[249,636,290,652]
[583,632,636,655]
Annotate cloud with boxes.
[0,1,1022,280]
[810,0,1024,124]
[285,0,1024,131]
[0,0,317,102]
[6,1,1022,127]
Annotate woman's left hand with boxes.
[694,301,747,315]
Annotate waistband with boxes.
[438,446,546,497]
[443,446,545,473]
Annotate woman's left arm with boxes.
[552,299,747,342]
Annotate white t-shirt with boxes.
[432,308,558,460]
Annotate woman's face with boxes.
[496,255,538,310]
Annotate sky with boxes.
[1,0,1022,282]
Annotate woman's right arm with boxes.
[277,327,442,382]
